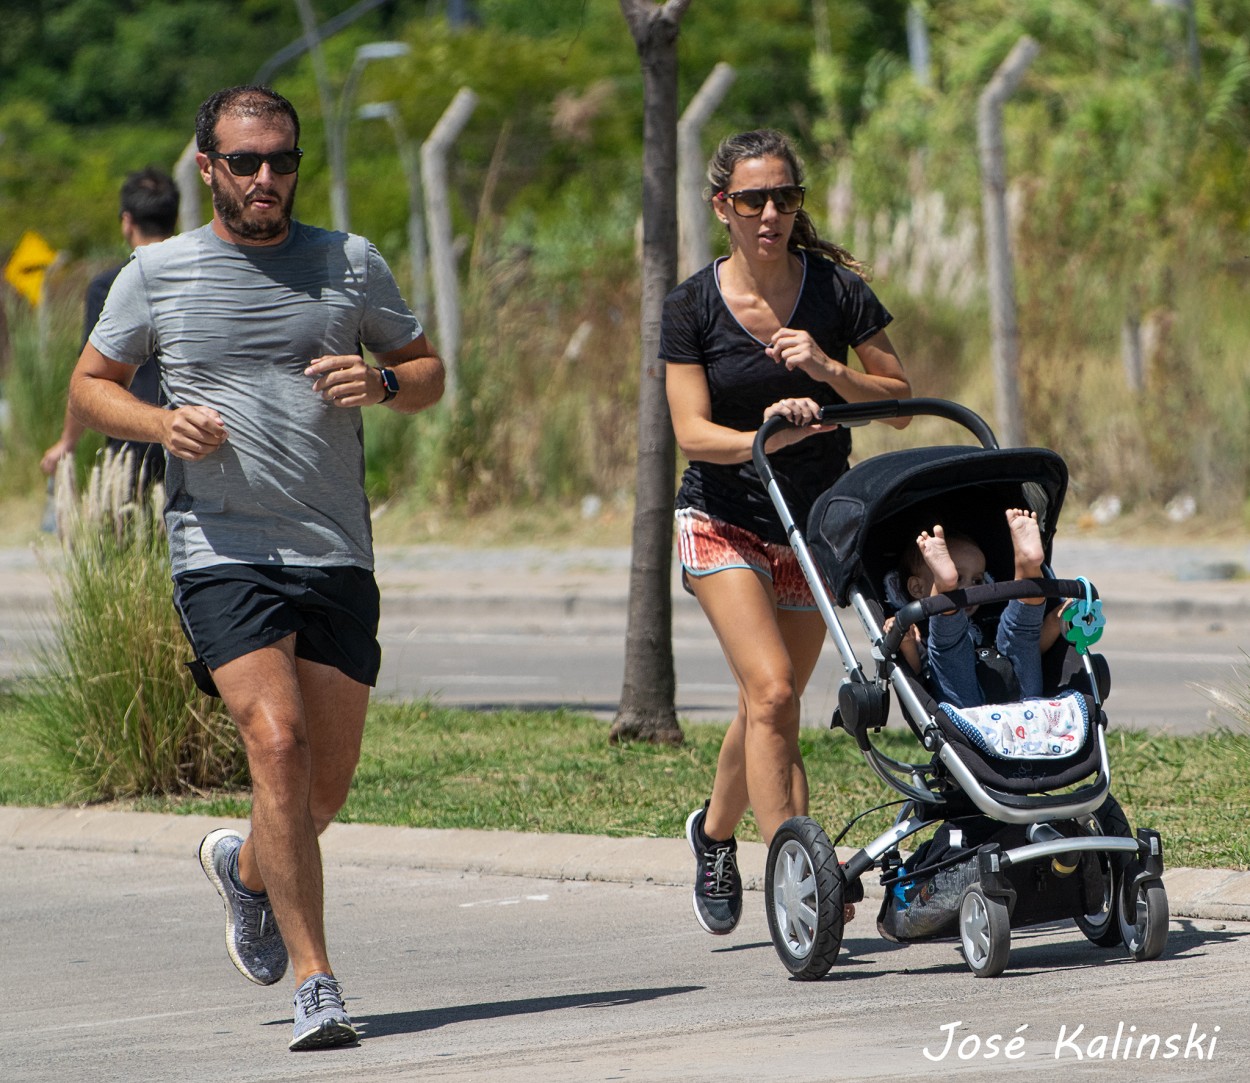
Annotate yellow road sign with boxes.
[4,230,60,306]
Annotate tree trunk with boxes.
[610,0,692,746]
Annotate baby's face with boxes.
[908,537,987,600]
[943,538,987,591]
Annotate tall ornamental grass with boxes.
[0,289,103,496]
[21,453,244,801]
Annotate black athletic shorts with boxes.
[172,564,382,692]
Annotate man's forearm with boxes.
[69,371,168,446]
[386,354,446,414]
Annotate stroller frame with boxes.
[752,398,1168,979]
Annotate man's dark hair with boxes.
[195,85,301,152]
[120,166,180,238]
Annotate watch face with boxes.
[380,367,399,399]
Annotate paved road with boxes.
[3,809,1248,1082]
[368,537,1250,733]
[4,539,1250,1079]
[9,539,1246,733]
[370,596,1250,734]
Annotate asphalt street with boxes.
[2,808,1248,1083]
[5,537,1250,733]
[3,537,1250,1080]
[366,536,1250,733]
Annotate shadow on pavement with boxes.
[355,985,705,1040]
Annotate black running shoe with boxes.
[685,803,743,935]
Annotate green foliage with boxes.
[3,1,1250,520]
[17,458,243,801]
[3,0,312,126]
[822,0,1250,514]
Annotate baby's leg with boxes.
[917,525,959,595]
[1006,508,1045,603]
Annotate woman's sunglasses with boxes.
[205,149,304,177]
[715,185,805,217]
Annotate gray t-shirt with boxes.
[90,222,421,575]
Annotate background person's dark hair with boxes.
[706,128,864,277]
[195,85,300,153]
[120,166,180,238]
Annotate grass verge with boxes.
[1,696,1246,870]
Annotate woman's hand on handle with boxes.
[761,397,832,452]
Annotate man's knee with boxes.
[237,714,311,780]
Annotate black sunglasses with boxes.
[717,185,806,217]
[205,148,303,177]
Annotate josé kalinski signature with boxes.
[923,1020,1222,1062]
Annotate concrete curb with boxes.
[3,806,1247,923]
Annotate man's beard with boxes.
[210,173,297,242]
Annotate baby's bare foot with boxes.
[1007,508,1045,580]
[917,525,958,594]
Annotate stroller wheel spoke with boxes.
[785,911,813,953]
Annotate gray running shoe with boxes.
[198,828,288,986]
[290,973,358,1051]
[685,803,743,935]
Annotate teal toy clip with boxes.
[1062,576,1104,654]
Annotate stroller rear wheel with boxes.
[958,885,1011,978]
[1074,795,1132,947]
[765,816,846,980]
[1117,866,1169,961]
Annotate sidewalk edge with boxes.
[3,806,1246,922]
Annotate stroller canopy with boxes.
[808,445,1069,608]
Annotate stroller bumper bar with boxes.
[998,835,1139,870]
[882,578,1098,658]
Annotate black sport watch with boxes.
[377,367,399,403]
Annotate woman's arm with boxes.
[666,362,830,465]
[767,327,912,429]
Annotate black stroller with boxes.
[752,398,1168,979]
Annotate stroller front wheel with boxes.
[765,816,846,980]
[959,885,1011,978]
[1117,868,1169,961]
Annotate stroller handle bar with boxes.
[882,578,1099,658]
[753,397,998,485]
[749,398,1004,687]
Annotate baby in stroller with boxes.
[894,509,1062,708]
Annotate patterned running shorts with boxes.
[675,508,816,610]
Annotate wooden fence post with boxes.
[174,141,202,232]
[677,62,736,279]
[420,87,478,407]
[977,35,1038,448]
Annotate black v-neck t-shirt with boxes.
[661,253,892,544]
